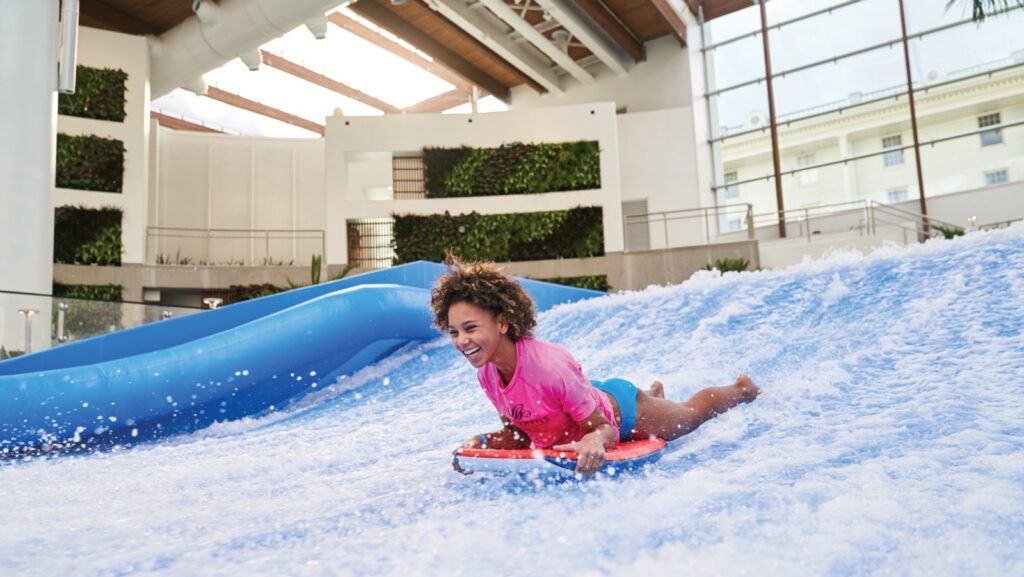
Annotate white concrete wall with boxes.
[153,130,326,265]
[55,26,150,264]
[617,107,704,248]
[323,102,623,264]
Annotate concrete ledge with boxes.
[54,263,320,301]
[53,240,760,300]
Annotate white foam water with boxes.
[2,224,1023,576]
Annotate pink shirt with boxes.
[477,338,618,449]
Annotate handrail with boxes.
[146,226,326,267]
[622,203,754,252]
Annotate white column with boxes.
[837,133,857,201]
[0,0,59,354]
[0,0,59,295]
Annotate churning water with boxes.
[2,225,1023,576]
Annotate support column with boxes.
[0,0,59,294]
[837,134,857,201]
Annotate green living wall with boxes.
[56,134,125,193]
[392,206,603,264]
[57,65,128,122]
[423,141,600,198]
[53,205,123,266]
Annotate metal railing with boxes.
[623,203,754,252]
[749,199,875,242]
[146,227,325,266]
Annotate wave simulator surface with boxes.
[2,226,1023,576]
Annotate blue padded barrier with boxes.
[0,262,603,453]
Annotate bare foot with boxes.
[647,379,665,399]
[735,374,760,402]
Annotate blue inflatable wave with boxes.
[0,262,601,454]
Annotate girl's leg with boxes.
[633,375,759,441]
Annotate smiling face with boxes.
[447,300,516,376]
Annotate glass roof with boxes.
[151,8,508,138]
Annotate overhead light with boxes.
[552,29,571,52]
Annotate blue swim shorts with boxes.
[591,378,639,442]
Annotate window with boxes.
[723,171,739,199]
[887,187,908,202]
[726,218,742,232]
[882,135,904,166]
[985,169,1009,186]
[979,113,1003,147]
[797,154,818,186]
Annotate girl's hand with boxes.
[451,436,482,475]
[553,436,606,476]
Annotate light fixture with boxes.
[391,0,407,5]
[552,29,571,52]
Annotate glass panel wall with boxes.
[704,0,1024,238]
[0,290,200,359]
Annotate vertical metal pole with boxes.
[758,0,786,239]
[265,230,270,265]
[663,214,669,249]
[18,309,37,354]
[897,0,929,234]
[57,302,69,343]
[704,208,711,245]
[746,204,755,240]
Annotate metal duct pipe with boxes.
[238,49,261,71]
[58,0,80,94]
[193,0,221,25]
[305,14,328,39]
[150,0,352,98]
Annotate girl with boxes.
[432,260,759,476]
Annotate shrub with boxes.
[933,223,965,239]
[538,275,610,292]
[392,207,604,264]
[423,141,600,198]
[704,258,750,273]
[228,283,285,303]
[56,133,125,192]
[58,65,128,122]
[53,206,123,266]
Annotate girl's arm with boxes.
[552,407,618,476]
[456,417,532,451]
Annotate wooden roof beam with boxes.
[402,89,473,114]
[429,0,563,95]
[575,0,643,63]
[534,0,630,76]
[151,111,225,133]
[327,11,473,93]
[205,87,325,136]
[80,0,161,35]
[649,0,688,47]
[260,50,401,114]
[349,0,512,102]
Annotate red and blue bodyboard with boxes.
[453,438,667,477]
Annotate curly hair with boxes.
[430,258,536,341]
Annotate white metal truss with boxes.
[429,0,563,94]
[534,0,629,76]
[477,0,595,85]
